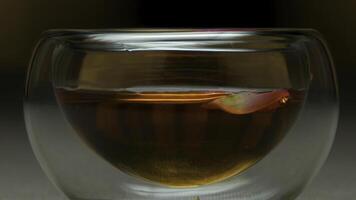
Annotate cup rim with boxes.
[37,28,323,52]
[42,28,320,35]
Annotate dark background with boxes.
[0,1,354,199]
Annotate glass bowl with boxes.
[24,29,338,200]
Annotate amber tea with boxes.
[55,86,304,187]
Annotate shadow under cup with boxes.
[24,29,338,200]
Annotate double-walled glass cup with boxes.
[24,29,338,200]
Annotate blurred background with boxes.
[0,0,354,199]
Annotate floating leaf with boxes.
[205,89,290,115]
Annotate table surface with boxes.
[1,88,354,200]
